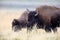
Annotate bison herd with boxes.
[12,5,60,33]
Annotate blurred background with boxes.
[0,0,60,10]
[0,0,60,40]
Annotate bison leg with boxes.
[51,22,57,32]
[51,16,60,32]
[27,21,34,32]
[45,26,51,32]
[27,24,33,32]
[51,24,57,32]
[45,23,51,32]
[37,24,44,29]
[52,27,57,32]
[37,18,44,29]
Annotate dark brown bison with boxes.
[27,5,60,32]
[36,5,60,32]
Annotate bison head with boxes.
[12,19,22,32]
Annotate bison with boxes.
[27,5,60,32]
[36,5,60,32]
[12,10,29,32]
[12,9,37,32]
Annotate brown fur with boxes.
[17,11,28,26]
[36,5,60,24]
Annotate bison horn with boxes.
[26,8,30,13]
[26,9,29,12]
[35,12,38,16]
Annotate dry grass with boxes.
[0,9,60,40]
